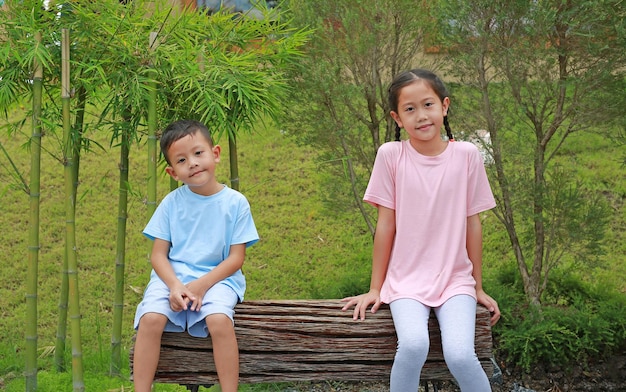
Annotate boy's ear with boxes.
[165,166,179,181]
[212,145,221,162]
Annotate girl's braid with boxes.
[443,116,454,141]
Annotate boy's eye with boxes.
[195,150,203,156]
[177,158,186,164]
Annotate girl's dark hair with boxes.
[160,120,214,165]
[388,69,454,142]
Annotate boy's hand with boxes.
[169,282,196,312]
[341,290,382,321]
[185,279,209,312]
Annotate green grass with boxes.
[554,131,626,291]
[1,110,625,390]
[0,114,373,390]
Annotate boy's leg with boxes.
[133,312,168,392]
[436,294,491,391]
[206,313,239,392]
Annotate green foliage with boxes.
[429,0,626,304]
[0,0,310,144]
[2,0,311,386]
[1,101,626,388]
[1,1,625,388]
[493,272,626,373]
[281,0,442,236]
[0,113,376,388]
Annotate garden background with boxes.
[1,0,625,391]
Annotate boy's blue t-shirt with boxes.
[143,184,259,301]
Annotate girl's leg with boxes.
[133,312,168,392]
[435,295,491,391]
[206,313,239,392]
[389,298,431,392]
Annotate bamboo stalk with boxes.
[147,31,158,220]
[61,28,85,392]
[228,134,239,191]
[59,83,85,373]
[55,25,70,370]
[25,31,43,392]
[110,127,129,376]
[55,233,69,372]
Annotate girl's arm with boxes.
[342,205,395,320]
[151,238,196,312]
[370,206,395,293]
[467,213,501,325]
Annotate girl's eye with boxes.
[425,102,434,107]
[405,106,415,112]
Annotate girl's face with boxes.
[390,80,450,153]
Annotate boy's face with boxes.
[165,133,222,195]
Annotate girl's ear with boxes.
[442,97,450,116]
[390,111,403,128]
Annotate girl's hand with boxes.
[169,282,196,312]
[476,289,501,326]
[341,290,382,321]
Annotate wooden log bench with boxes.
[130,299,495,391]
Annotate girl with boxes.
[342,69,501,391]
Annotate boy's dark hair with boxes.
[160,120,214,165]
[388,68,454,142]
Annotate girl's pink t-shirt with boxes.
[364,140,496,306]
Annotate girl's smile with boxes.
[390,80,450,156]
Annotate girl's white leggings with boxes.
[388,295,491,392]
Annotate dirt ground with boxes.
[285,351,626,392]
[490,351,626,392]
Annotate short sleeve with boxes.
[363,142,400,210]
[143,193,173,242]
[232,195,259,248]
[466,145,496,216]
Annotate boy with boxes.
[133,120,259,392]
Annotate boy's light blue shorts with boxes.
[133,280,238,338]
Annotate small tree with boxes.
[0,3,57,389]
[282,0,442,235]
[61,29,87,391]
[433,0,624,305]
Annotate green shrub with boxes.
[492,273,626,373]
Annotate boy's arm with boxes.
[151,238,196,312]
[467,213,500,325]
[185,243,246,311]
